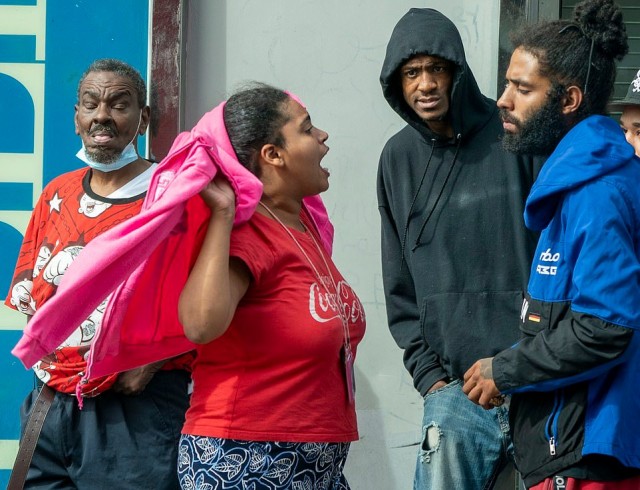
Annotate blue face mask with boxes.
[76,111,143,172]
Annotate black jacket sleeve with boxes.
[493,310,633,393]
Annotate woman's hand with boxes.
[200,175,236,219]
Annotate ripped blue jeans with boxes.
[414,379,513,490]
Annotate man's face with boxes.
[620,105,640,157]
[497,47,567,155]
[400,54,454,137]
[75,71,149,164]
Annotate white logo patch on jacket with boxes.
[536,248,560,276]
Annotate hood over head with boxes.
[380,8,495,140]
[525,115,637,231]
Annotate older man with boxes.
[6,59,191,490]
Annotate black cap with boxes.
[609,69,640,110]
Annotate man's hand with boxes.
[427,379,448,394]
[112,361,165,395]
[462,357,502,410]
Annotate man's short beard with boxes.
[422,112,449,122]
[84,123,121,164]
[501,91,568,156]
[85,147,121,164]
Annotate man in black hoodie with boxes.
[377,8,541,489]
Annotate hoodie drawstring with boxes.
[412,134,462,251]
[400,139,436,266]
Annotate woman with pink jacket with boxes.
[177,84,366,489]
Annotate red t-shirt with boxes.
[182,211,366,443]
[6,168,193,396]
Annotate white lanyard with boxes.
[258,201,353,350]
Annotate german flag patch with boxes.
[528,314,541,323]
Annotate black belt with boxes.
[7,383,55,490]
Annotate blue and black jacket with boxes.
[493,116,640,487]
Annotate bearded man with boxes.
[464,1,640,488]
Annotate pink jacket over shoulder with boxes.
[12,97,334,383]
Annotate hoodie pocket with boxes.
[420,290,524,379]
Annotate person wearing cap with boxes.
[610,69,640,157]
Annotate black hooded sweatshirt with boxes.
[377,8,542,396]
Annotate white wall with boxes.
[185,2,501,488]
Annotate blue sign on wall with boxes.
[0,1,149,485]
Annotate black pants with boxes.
[20,370,190,490]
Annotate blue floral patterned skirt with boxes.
[178,435,351,489]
